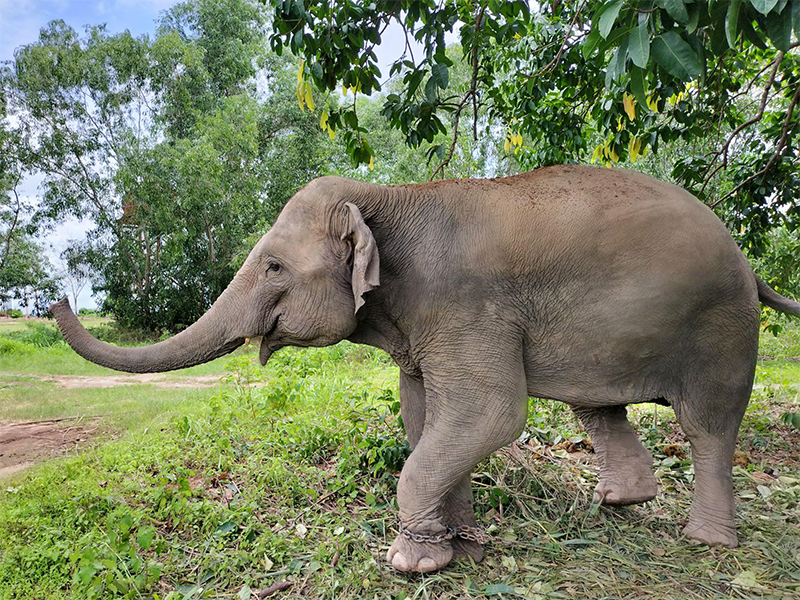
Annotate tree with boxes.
[59,242,92,313]
[2,0,329,331]
[0,235,60,316]
[268,0,800,253]
[0,125,28,277]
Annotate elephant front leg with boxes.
[572,405,657,505]
[388,352,528,572]
[398,372,483,564]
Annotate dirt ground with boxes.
[3,373,222,389]
[0,418,98,479]
[0,374,227,479]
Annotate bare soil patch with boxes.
[3,373,222,389]
[0,418,98,479]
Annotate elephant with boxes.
[51,165,800,573]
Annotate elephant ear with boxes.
[343,202,380,314]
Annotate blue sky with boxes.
[0,0,177,63]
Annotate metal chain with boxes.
[397,522,493,545]
[397,522,457,544]
[454,524,492,544]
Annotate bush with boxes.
[84,323,161,346]
[0,309,24,318]
[77,308,100,316]
[5,323,65,348]
[0,337,34,355]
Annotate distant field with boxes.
[0,320,797,599]
[0,315,111,333]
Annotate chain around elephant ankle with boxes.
[397,522,490,544]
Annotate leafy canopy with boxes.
[268,0,800,255]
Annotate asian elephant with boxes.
[51,165,800,573]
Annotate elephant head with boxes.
[50,179,381,372]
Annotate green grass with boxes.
[0,315,111,334]
[0,322,798,598]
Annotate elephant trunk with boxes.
[50,270,252,373]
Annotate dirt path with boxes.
[0,418,99,480]
[1,373,223,389]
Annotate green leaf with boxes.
[237,584,252,600]
[431,62,449,89]
[484,583,516,595]
[726,0,742,48]
[583,30,601,58]
[137,526,156,550]
[628,22,650,68]
[749,0,779,15]
[764,4,793,50]
[630,66,647,107]
[599,1,624,39]
[658,0,689,24]
[687,3,700,33]
[687,34,707,84]
[741,15,767,49]
[424,76,438,103]
[605,38,629,88]
[215,521,236,535]
[794,0,800,40]
[651,31,702,79]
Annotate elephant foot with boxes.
[683,519,738,548]
[451,537,484,563]
[592,471,657,506]
[387,533,454,573]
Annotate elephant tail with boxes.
[756,276,800,316]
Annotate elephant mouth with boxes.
[259,315,282,366]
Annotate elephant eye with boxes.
[267,261,281,274]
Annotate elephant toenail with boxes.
[392,552,411,571]
[417,557,438,572]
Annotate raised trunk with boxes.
[50,273,249,373]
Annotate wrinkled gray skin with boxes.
[52,166,800,573]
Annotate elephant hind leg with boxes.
[673,389,749,548]
[572,405,657,506]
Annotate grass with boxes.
[0,321,797,599]
[0,315,111,334]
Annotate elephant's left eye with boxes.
[267,262,281,274]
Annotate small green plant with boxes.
[781,412,800,431]
[341,389,410,479]
[7,322,65,347]
[0,337,33,355]
[70,510,162,599]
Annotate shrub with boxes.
[0,338,33,355]
[6,323,65,348]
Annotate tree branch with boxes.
[710,81,800,209]
[701,51,785,195]
[530,0,588,78]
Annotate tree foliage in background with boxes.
[1,0,328,331]
[269,0,800,263]
[0,235,60,316]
